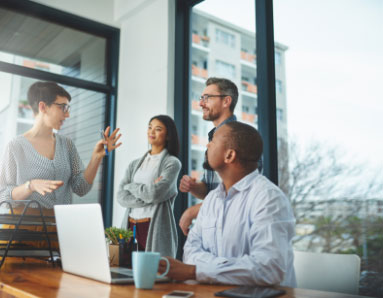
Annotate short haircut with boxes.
[206,77,238,112]
[27,81,71,114]
[223,121,263,170]
[149,115,180,157]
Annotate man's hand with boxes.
[159,257,196,281]
[179,176,208,199]
[179,175,197,193]
[179,203,202,236]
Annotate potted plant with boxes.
[105,227,133,267]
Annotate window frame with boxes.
[174,0,278,258]
[0,0,120,227]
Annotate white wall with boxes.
[113,0,175,226]
[30,0,176,226]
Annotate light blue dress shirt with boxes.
[183,170,297,287]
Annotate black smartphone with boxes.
[215,286,286,298]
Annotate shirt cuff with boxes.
[194,257,228,283]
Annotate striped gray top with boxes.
[0,134,92,208]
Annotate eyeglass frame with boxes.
[199,94,229,103]
[52,103,71,113]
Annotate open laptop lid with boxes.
[54,204,112,283]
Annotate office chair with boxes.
[293,250,361,295]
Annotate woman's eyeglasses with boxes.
[52,103,71,113]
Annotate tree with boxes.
[278,138,383,296]
[278,138,381,223]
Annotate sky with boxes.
[195,0,383,170]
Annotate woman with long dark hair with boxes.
[117,115,181,257]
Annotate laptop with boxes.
[54,203,168,284]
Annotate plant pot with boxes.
[109,244,119,267]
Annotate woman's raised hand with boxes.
[97,126,122,157]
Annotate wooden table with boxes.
[0,260,369,298]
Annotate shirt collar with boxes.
[216,169,260,197]
[147,148,167,159]
[231,169,259,191]
[208,114,237,141]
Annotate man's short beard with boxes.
[203,110,219,122]
[202,150,214,171]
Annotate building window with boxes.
[276,79,283,93]
[192,125,198,135]
[277,108,283,121]
[242,105,250,113]
[191,159,197,171]
[215,60,235,80]
[275,52,281,65]
[216,28,235,48]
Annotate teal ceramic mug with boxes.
[132,251,170,289]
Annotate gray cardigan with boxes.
[117,150,181,257]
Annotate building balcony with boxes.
[191,100,202,112]
[191,65,208,79]
[18,103,34,120]
[192,34,210,54]
[191,170,203,180]
[241,81,257,94]
[23,60,50,70]
[191,134,208,147]
[241,112,258,124]
[192,33,210,47]
[240,51,256,64]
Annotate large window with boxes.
[274,0,383,295]
[188,1,258,206]
[188,0,289,210]
[0,2,119,225]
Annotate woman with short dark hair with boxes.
[0,81,121,248]
[0,81,121,205]
[117,115,181,257]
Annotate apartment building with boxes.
[189,9,288,192]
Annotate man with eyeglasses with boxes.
[179,77,238,235]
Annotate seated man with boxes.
[159,121,296,287]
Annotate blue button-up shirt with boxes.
[184,170,297,287]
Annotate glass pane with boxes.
[190,0,257,205]
[274,0,383,295]
[0,73,106,205]
[0,7,107,83]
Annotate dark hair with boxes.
[27,81,71,114]
[206,77,238,112]
[149,115,180,157]
[223,121,263,170]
